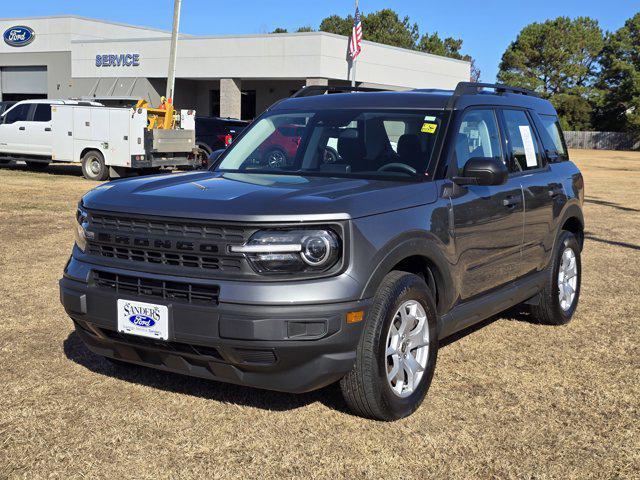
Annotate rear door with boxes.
[449,108,525,301]
[499,108,558,276]
[27,103,53,156]
[0,103,32,155]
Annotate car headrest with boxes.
[397,134,422,160]
[337,130,366,162]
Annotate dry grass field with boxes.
[0,150,638,479]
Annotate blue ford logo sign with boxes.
[128,314,156,328]
[3,26,35,47]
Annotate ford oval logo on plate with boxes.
[128,314,156,328]
[3,26,35,47]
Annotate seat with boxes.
[397,134,423,171]
[455,133,471,171]
[337,130,366,172]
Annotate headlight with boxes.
[231,229,341,274]
[74,207,91,253]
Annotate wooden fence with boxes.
[564,131,639,151]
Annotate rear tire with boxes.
[0,159,11,165]
[530,230,581,325]
[25,161,49,171]
[340,271,438,421]
[81,150,109,181]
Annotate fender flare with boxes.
[361,232,455,312]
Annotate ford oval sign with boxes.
[3,26,35,47]
[128,314,156,328]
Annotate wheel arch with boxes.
[79,147,104,162]
[361,236,454,315]
[559,203,585,250]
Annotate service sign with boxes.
[3,26,35,47]
[95,53,140,67]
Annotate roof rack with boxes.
[454,82,538,97]
[290,85,385,98]
[445,82,538,109]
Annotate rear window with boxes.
[32,104,52,122]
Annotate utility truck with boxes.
[0,99,198,180]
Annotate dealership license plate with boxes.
[117,299,169,340]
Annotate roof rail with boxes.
[445,82,538,109]
[455,82,538,97]
[291,85,385,98]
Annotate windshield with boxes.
[215,109,446,180]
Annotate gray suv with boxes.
[59,83,584,420]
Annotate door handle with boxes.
[503,195,522,208]
[45,127,51,132]
[19,126,25,131]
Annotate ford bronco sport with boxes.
[60,83,584,421]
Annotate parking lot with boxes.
[0,150,638,478]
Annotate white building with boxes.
[0,16,471,119]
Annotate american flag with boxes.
[349,6,363,60]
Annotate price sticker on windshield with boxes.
[421,123,438,134]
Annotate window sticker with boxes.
[518,125,538,168]
[424,115,437,121]
[421,123,438,134]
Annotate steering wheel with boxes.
[378,163,417,175]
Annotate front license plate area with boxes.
[117,299,169,340]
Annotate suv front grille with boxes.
[90,213,246,241]
[85,212,251,276]
[88,244,237,271]
[94,270,220,305]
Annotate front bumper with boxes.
[59,263,370,394]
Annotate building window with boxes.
[209,89,220,117]
[209,88,256,120]
[241,90,256,120]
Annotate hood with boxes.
[82,171,438,221]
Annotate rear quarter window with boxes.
[537,114,568,161]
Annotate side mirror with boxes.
[454,157,508,187]
[206,148,225,168]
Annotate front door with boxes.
[448,108,524,301]
[0,102,31,155]
[27,103,53,156]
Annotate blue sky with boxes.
[3,1,639,81]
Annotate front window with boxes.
[215,109,446,180]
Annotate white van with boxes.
[0,99,101,170]
[0,100,198,180]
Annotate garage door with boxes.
[0,66,47,94]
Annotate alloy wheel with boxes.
[385,300,430,398]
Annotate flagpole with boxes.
[351,0,359,87]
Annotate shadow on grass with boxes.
[63,331,349,414]
[63,303,546,415]
[0,161,84,178]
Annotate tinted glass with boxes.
[33,104,52,122]
[538,114,567,160]
[502,109,543,172]
[216,110,445,180]
[455,109,503,172]
[3,103,30,124]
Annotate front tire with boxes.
[340,271,438,421]
[530,231,581,325]
[81,150,109,181]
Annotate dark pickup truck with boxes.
[60,83,584,420]
[194,116,248,164]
